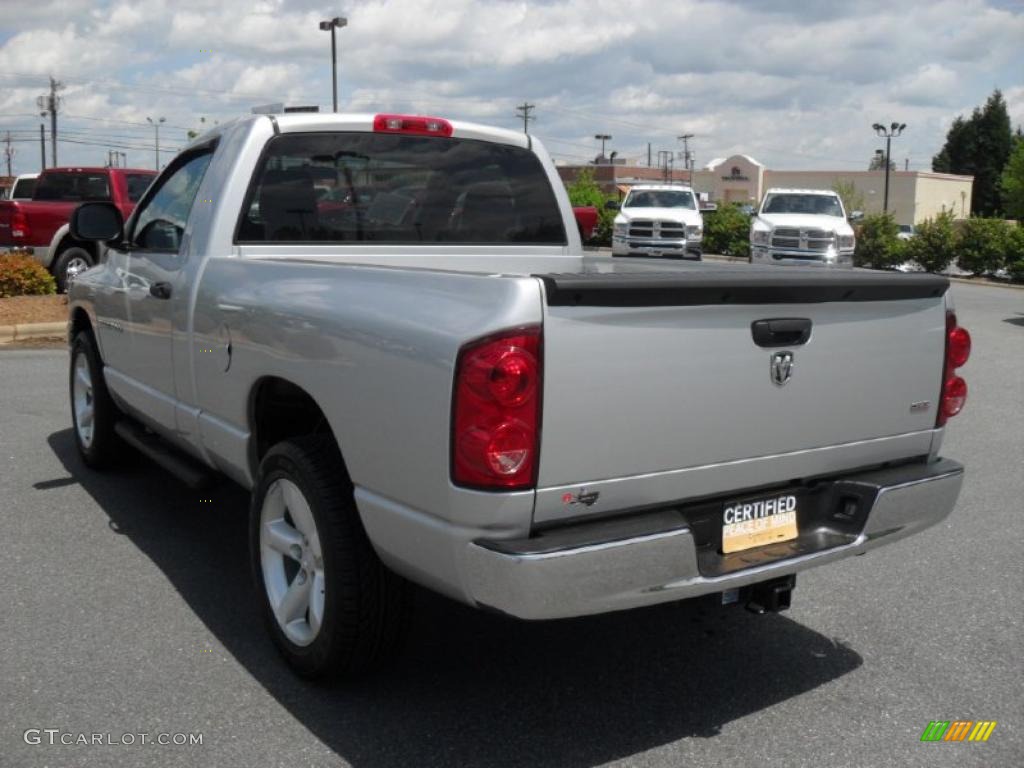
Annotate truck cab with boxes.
[611,184,703,259]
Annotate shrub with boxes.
[1005,225,1024,282]
[0,252,57,297]
[853,213,902,269]
[566,168,616,246]
[956,217,1011,275]
[904,212,958,273]
[704,203,750,258]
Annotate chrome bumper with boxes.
[751,246,853,265]
[612,235,696,257]
[465,459,963,619]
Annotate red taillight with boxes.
[938,311,971,426]
[452,327,542,490]
[11,208,29,239]
[373,114,453,137]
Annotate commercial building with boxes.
[556,154,974,226]
[692,155,974,226]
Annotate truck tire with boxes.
[250,436,411,680]
[54,246,94,293]
[70,330,124,469]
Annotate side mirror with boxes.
[848,210,864,222]
[70,202,124,243]
[604,200,620,211]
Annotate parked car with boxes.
[6,173,39,200]
[897,224,916,241]
[0,166,156,290]
[66,112,968,680]
[610,184,703,259]
[749,188,856,266]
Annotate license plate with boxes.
[722,493,799,554]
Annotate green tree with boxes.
[565,167,604,208]
[904,212,958,273]
[854,213,902,269]
[565,168,616,246]
[932,116,976,175]
[832,180,864,214]
[999,136,1024,219]
[933,90,1013,216]
[957,217,1010,275]
[703,203,750,258]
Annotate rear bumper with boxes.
[465,459,963,619]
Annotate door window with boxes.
[131,151,214,252]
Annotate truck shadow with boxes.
[46,428,862,768]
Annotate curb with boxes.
[0,321,67,344]
[947,276,1024,291]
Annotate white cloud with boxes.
[0,0,1020,175]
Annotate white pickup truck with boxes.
[610,184,703,259]
[66,113,968,680]
[750,188,857,266]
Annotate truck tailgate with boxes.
[533,268,949,524]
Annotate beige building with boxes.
[692,155,973,226]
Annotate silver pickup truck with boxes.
[66,113,970,680]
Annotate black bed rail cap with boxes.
[533,270,949,307]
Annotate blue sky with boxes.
[1,0,1022,175]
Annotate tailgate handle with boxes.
[751,318,812,347]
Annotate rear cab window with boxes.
[34,172,111,202]
[12,178,37,199]
[236,132,566,245]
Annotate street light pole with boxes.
[319,17,348,112]
[872,121,905,215]
[594,133,611,161]
[147,116,165,170]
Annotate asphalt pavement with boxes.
[1,281,1021,768]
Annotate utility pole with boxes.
[594,133,611,161]
[3,132,14,178]
[678,133,694,181]
[657,150,673,183]
[36,77,64,167]
[39,121,46,171]
[647,143,651,167]
[515,102,535,134]
[147,116,166,170]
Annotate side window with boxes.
[131,152,213,252]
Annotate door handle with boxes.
[150,282,172,300]
[751,318,812,347]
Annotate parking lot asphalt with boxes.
[1,280,1021,768]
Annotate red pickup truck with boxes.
[0,167,155,290]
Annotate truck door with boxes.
[95,148,214,435]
